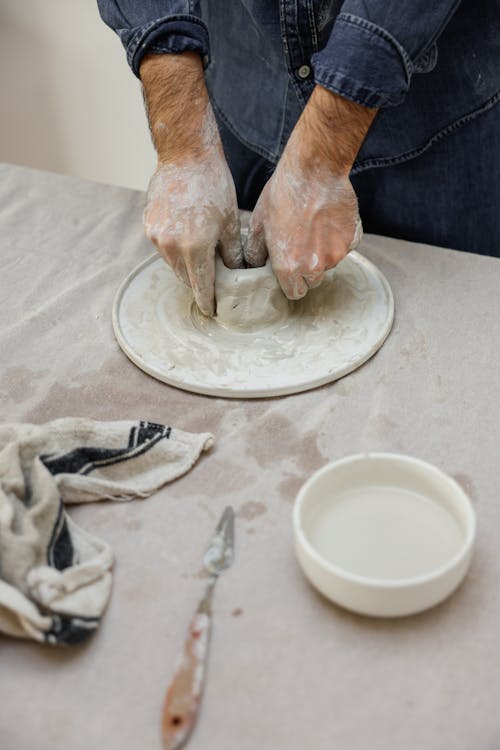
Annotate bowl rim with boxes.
[293,452,476,589]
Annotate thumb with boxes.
[244,206,268,268]
[219,210,243,269]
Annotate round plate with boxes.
[112,252,394,398]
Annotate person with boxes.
[97,1,500,317]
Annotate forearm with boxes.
[140,53,241,316]
[139,52,212,163]
[291,86,377,175]
[246,88,372,296]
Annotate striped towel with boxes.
[0,418,213,645]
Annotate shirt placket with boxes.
[279,0,318,106]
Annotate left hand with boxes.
[245,87,375,300]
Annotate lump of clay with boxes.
[214,256,289,332]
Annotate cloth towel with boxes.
[0,418,213,645]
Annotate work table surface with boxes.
[1,163,499,749]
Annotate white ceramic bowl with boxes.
[293,453,476,617]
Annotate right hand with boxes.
[141,54,241,317]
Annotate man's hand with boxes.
[140,53,241,317]
[245,86,376,299]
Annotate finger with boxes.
[184,246,216,318]
[239,209,252,233]
[300,251,325,289]
[219,210,243,269]
[303,269,325,289]
[349,219,363,251]
[172,256,191,287]
[245,208,268,268]
[275,267,308,300]
[149,233,191,288]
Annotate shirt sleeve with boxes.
[311,1,462,108]
[96,0,210,76]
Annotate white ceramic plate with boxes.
[112,251,394,398]
[294,454,476,617]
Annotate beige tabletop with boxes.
[1,163,499,750]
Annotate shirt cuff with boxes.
[311,13,414,108]
[118,15,210,77]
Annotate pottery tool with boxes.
[162,506,235,750]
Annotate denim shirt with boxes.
[97,1,500,173]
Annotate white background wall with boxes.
[0,1,156,191]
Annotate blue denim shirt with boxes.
[98,1,500,173]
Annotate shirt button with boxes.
[297,64,311,79]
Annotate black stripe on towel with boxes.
[40,421,171,477]
[47,501,74,570]
[45,614,100,646]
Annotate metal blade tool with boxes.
[162,506,235,750]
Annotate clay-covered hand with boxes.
[140,53,241,317]
[144,134,241,317]
[245,149,362,299]
[245,87,376,300]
